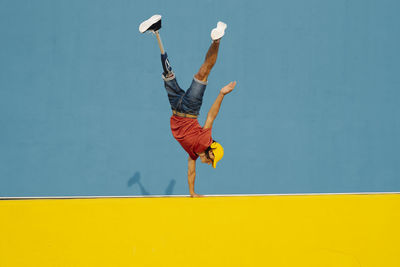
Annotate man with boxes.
[139,14,236,197]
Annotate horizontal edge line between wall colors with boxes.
[0,191,399,200]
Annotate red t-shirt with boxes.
[170,115,213,160]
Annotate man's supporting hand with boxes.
[188,157,199,196]
[220,81,237,95]
[190,193,204,198]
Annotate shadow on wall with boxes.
[127,171,176,195]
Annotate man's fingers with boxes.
[220,81,237,95]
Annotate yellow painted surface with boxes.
[0,194,399,266]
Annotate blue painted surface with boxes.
[1,0,399,197]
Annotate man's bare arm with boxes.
[188,157,202,197]
[203,81,236,129]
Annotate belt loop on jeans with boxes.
[172,110,198,119]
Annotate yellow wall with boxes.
[1,194,399,266]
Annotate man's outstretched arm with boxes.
[188,157,202,197]
[203,81,237,129]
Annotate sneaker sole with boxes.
[211,21,227,40]
[139,14,162,33]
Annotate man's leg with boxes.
[194,39,221,82]
[140,15,183,110]
[139,15,174,77]
[155,31,174,78]
[180,39,220,115]
[159,45,183,111]
[194,21,227,82]
[181,22,227,115]
[153,31,182,109]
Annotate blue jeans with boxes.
[163,73,208,116]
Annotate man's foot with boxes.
[139,14,162,33]
[211,21,227,41]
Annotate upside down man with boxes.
[139,15,237,197]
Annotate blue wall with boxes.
[1,0,399,197]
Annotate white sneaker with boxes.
[211,21,227,40]
[139,14,162,33]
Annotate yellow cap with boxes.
[210,142,224,168]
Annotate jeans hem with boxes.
[162,72,176,81]
[193,76,208,85]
